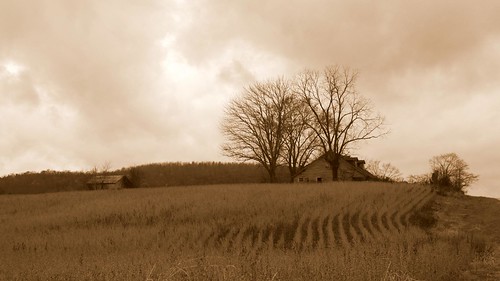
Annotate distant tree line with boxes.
[221,65,387,182]
[0,162,289,195]
[0,170,89,194]
[121,162,289,188]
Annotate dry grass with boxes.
[0,182,488,280]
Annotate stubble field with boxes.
[0,182,490,280]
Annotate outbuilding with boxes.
[87,175,132,190]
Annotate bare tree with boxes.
[89,166,99,176]
[282,93,319,182]
[430,153,478,193]
[221,78,292,182]
[366,160,403,182]
[407,174,430,185]
[87,161,112,190]
[100,161,112,175]
[295,66,387,180]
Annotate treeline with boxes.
[121,162,289,188]
[0,162,289,195]
[0,170,89,194]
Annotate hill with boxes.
[0,162,290,195]
[1,182,496,280]
[431,194,500,280]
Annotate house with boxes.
[87,175,132,190]
[294,155,376,183]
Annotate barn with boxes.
[87,175,132,190]
[295,155,376,183]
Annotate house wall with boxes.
[107,181,122,189]
[295,157,370,183]
[87,181,123,190]
[295,158,332,183]
[87,183,102,190]
[87,176,130,190]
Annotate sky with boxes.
[1,0,499,198]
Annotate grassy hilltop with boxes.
[0,182,497,280]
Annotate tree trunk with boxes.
[268,167,277,183]
[288,166,296,183]
[331,161,339,181]
[325,151,340,181]
[289,168,297,183]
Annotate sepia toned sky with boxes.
[1,0,499,197]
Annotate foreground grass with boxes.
[0,182,490,280]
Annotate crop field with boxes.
[0,182,489,280]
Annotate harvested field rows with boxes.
[3,182,490,281]
[187,184,434,252]
[3,182,459,280]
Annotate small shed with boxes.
[87,175,132,190]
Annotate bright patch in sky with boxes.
[3,61,23,77]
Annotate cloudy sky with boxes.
[1,0,499,197]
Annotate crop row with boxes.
[193,186,435,253]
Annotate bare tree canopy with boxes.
[430,152,479,193]
[222,65,386,183]
[281,93,319,182]
[221,78,292,182]
[295,66,387,180]
[366,160,403,182]
[407,174,430,185]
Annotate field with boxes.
[0,182,493,280]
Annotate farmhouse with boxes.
[87,175,132,190]
[295,155,376,183]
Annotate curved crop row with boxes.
[194,186,435,252]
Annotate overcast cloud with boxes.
[1,0,499,197]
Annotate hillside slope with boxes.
[432,194,500,280]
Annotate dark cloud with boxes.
[217,60,256,85]
[177,0,500,70]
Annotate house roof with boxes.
[87,175,127,184]
[343,156,366,164]
[345,159,377,179]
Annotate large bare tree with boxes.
[295,66,387,180]
[221,78,292,182]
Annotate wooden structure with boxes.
[87,175,132,190]
[295,155,376,183]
